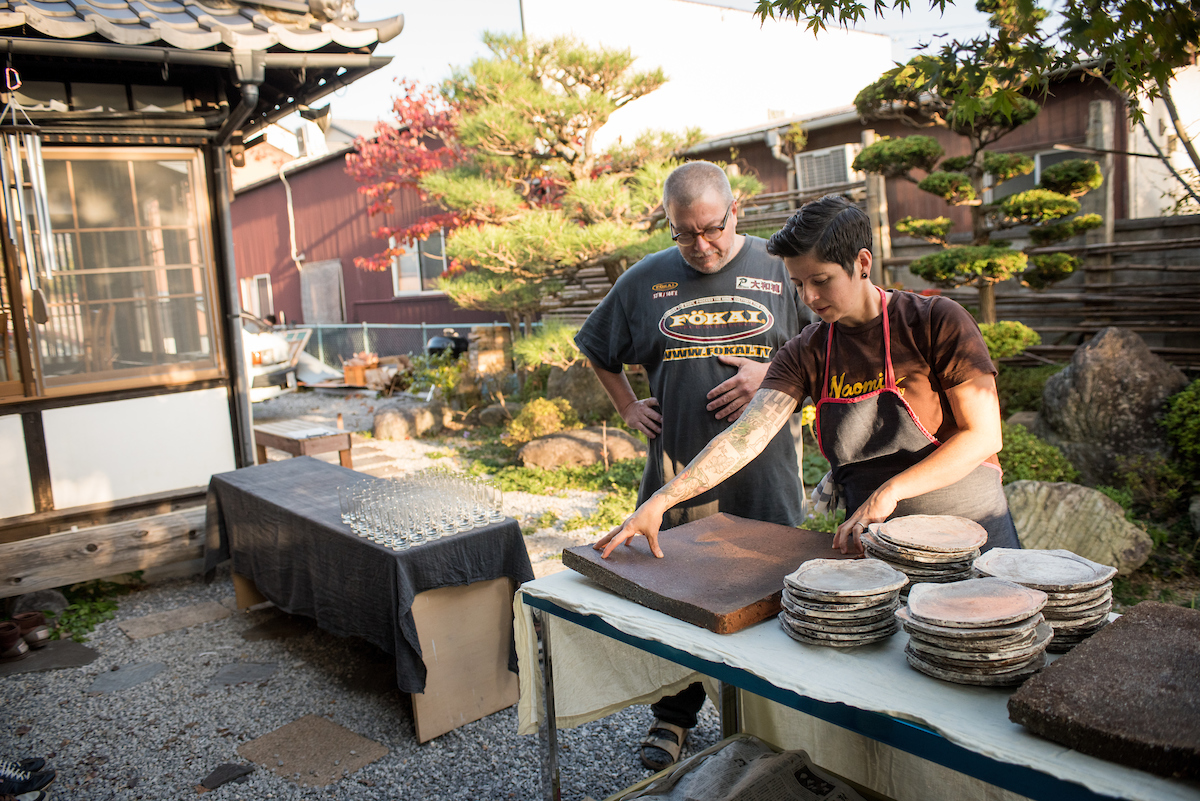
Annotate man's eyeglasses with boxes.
[669,203,732,247]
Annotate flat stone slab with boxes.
[563,513,854,634]
[1008,601,1200,778]
[199,762,254,790]
[88,662,165,693]
[0,639,97,676]
[238,714,387,787]
[118,601,231,640]
[241,614,315,642]
[210,661,278,686]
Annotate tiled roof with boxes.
[0,0,402,52]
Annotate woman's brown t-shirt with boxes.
[761,290,998,462]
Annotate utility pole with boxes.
[518,0,526,37]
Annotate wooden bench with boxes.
[253,420,353,468]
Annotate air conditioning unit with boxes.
[794,143,863,191]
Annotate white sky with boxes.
[327,0,992,135]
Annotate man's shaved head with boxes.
[662,161,734,214]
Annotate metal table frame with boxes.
[525,593,1131,801]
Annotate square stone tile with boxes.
[0,639,97,676]
[238,715,387,787]
[88,662,165,693]
[210,661,277,686]
[118,601,231,640]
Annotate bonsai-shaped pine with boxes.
[348,34,761,336]
[848,0,1103,324]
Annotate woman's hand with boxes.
[594,496,669,558]
[833,484,899,555]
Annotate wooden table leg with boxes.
[256,444,269,465]
[339,448,353,468]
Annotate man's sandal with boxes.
[639,719,689,771]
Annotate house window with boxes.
[31,148,222,394]
[391,230,445,295]
[240,274,274,320]
[795,144,863,191]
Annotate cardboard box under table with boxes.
[516,538,1200,801]
[205,457,534,741]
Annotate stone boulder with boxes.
[373,399,451,440]
[547,361,612,421]
[479,402,523,428]
[12,589,69,617]
[518,426,646,470]
[1033,327,1188,485]
[1004,480,1153,575]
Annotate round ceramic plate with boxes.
[864,533,980,564]
[779,613,897,647]
[875,515,988,554]
[1047,611,1111,631]
[906,622,1052,664]
[973,548,1117,591]
[1043,585,1113,607]
[906,578,1047,628]
[905,647,1045,685]
[780,593,899,622]
[781,590,897,612]
[906,624,1038,653]
[783,612,899,635]
[895,606,1045,639]
[1045,597,1113,620]
[784,558,909,596]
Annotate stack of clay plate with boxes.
[898,577,1052,686]
[972,548,1116,652]
[863,515,987,589]
[779,558,908,648]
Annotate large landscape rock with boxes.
[1004,480,1153,575]
[373,400,451,440]
[518,426,646,470]
[1033,327,1188,485]
[479,402,523,428]
[547,361,612,420]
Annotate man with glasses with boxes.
[574,160,806,770]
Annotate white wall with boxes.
[0,414,35,519]
[41,388,237,508]
[523,0,894,149]
[1127,65,1200,219]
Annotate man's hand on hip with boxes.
[706,355,769,422]
[621,397,663,438]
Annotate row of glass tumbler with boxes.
[338,468,504,550]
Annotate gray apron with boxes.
[814,289,1020,551]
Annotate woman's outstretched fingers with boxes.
[834,517,867,555]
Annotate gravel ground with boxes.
[2,390,720,801]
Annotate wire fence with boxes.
[301,322,512,370]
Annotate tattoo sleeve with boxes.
[655,389,798,507]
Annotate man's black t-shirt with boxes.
[575,236,805,529]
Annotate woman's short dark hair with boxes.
[766,195,873,276]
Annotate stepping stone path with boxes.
[88,662,165,693]
[199,762,254,791]
[118,601,231,639]
[0,639,97,676]
[210,661,278,686]
[238,714,387,787]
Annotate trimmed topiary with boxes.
[853,135,944,177]
[939,155,973,172]
[1000,189,1080,224]
[1039,159,1103,197]
[918,172,977,204]
[983,152,1035,182]
[999,422,1080,484]
[979,320,1041,360]
[910,245,1027,285]
[894,215,954,242]
[1161,379,1200,477]
[1029,213,1104,246]
[1022,252,1080,289]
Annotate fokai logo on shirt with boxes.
[659,295,774,343]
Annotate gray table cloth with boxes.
[204,456,534,693]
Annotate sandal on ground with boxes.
[639,718,688,771]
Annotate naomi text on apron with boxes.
[814,288,1020,551]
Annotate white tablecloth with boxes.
[515,570,1200,801]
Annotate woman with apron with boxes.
[596,195,1019,560]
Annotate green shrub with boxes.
[978,320,1041,360]
[469,455,645,496]
[803,509,846,533]
[511,320,583,370]
[894,216,953,242]
[802,450,830,486]
[852,135,944,177]
[995,363,1065,415]
[502,397,581,445]
[999,189,1079,224]
[983,152,1035,182]
[1023,252,1080,289]
[409,350,467,398]
[910,245,1027,286]
[917,172,976,204]
[1038,159,1103,197]
[1028,213,1103,247]
[562,486,637,531]
[1112,453,1189,520]
[1161,379,1200,476]
[999,423,1079,484]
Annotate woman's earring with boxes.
[861,273,867,279]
